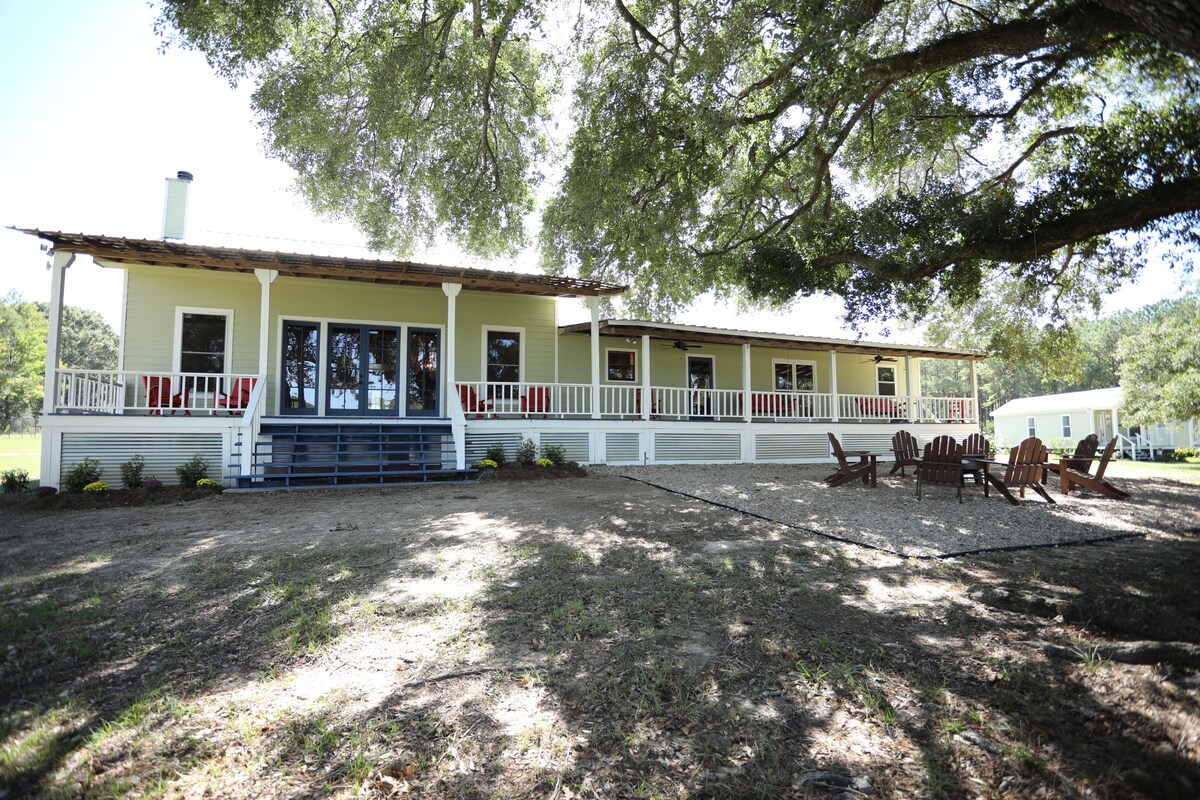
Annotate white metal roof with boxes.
[991,387,1122,417]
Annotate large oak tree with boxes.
[157,0,1200,321]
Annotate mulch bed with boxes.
[0,485,222,511]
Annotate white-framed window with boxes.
[173,307,234,381]
[876,364,897,397]
[483,327,523,384]
[606,348,637,382]
[1027,416,1037,437]
[1061,414,1072,438]
[773,359,816,392]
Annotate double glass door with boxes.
[282,322,440,416]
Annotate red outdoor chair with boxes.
[635,388,659,418]
[217,377,257,415]
[457,384,493,418]
[142,376,190,415]
[521,386,551,418]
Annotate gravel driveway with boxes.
[605,464,1199,557]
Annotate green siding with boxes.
[994,410,1093,449]
[456,292,558,383]
[123,266,259,375]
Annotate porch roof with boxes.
[559,319,987,361]
[15,229,627,299]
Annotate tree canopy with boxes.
[1116,295,1200,424]
[157,0,1199,321]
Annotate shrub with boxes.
[514,437,538,466]
[1175,447,1199,460]
[1,468,31,493]
[35,486,57,496]
[478,458,499,470]
[120,454,146,489]
[539,443,566,466]
[195,477,222,490]
[535,457,554,468]
[484,443,508,466]
[142,478,163,491]
[83,481,111,493]
[63,458,103,493]
[175,454,209,487]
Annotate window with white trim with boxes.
[1061,414,1072,438]
[606,349,636,382]
[1027,416,1037,437]
[876,365,897,397]
[179,312,229,374]
[484,329,521,383]
[773,360,815,392]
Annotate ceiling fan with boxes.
[662,340,699,351]
[861,354,898,364]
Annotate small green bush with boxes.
[83,481,111,493]
[63,458,103,493]
[1,468,30,493]
[1175,447,1199,460]
[175,454,210,487]
[539,443,566,466]
[143,478,163,491]
[195,477,222,490]
[514,437,537,466]
[484,443,508,466]
[36,486,57,497]
[120,454,146,489]
[535,457,554,468]
[478,458,499,470]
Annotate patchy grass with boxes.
[1,476,1198,798]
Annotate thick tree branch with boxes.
[615,0,670,66]
[978,126,1082,189]
[862,3,1127,82]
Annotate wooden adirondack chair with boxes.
[456,384,493,418]
[916,435,966,502]
[1057,436,1129,499]
[521,386,551,418]
[999,436,1056,504]
[1060,433,1100,475]
[962,432,991,485]
[216,377,256,415]
[825,432,877,488]
[889,430,921,475]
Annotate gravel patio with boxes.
[606,464,1199,557]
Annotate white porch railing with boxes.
[836,393,975,423]
[53,370,261,416]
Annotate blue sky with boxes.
[0,0,1189,336]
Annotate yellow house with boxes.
[22,229,985,488]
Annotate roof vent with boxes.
[162,170,193,240]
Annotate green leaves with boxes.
[157,1,1200,325]
[1117,296,1200,424]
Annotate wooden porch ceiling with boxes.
[559,319,987,361]
[16,229,627,299]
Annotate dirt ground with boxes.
[1,469,1198,799]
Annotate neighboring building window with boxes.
[179,311,229,375]
[485,329,521,383]
[607,349,636,382]
[876,365,897,397]
[1027,416,1036,437]
[774,360,815,392]
[1061,414,1072,438]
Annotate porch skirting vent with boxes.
[605,432,641,464]
[841,433,896,454]
[60,432,223,487]
[539,433,590,463]
[654,432,741,463]
[465,432,525,465]
[755,433,831,461]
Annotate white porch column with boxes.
[42,250,76,414]
[640,334,651,421]
[742,344,752,423]
[254,269,278,378]
[969,360,979,422]
[904,355,915,422]
[588,297,601,420]
[829,349,839,422]
[442,283,462,406]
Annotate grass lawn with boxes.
[0,434,40,482]
[1105,456,1200,483]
